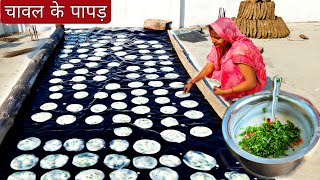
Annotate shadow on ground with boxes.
[175,30,208,43]
[0,42,23,49]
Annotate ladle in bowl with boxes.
[271,76,282,122]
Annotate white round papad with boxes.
[105,83,121,90]
[72,84,87,90]
[56,115,77,125]
[17,137,41,151]
[184,110,204,119]
[63,138,85,151]
[109,139,129,152]
[160,106,178,114]
[90,104,107,113]
[73,91,89,99]
[146,74,159,80]
[40,170,71,180]
[134,118,153,129]
[86,138,106,151]
[96,69,109,74]
[72,152,99,167]
[190,172,216,180]
[133,139,161,154]
[159,155,181,167]
[75,169,105,180]
[190,126,213,137]
[128,81,144,88]
[111,92,127,100]
[112,114,131,123]
[131,97,149,105]
[111,102,127,110]
[161,117,179,127]
[160,129,186,143]
[40,154,69,169]
[169,82,184,88]
[49,93,63,100]
[94,92,108,99]
[114,127,133,137]
[183,150,217,171]
[180,100,199,108]
[49,85,63,92]
[10,154,39,170]
[66,104,83,113]
[8,171,36,180]
[43,139,62,152]
[131,89,147,96]
[74,68,89,74]
[85,115,104,125]
[49,78,62,84]
[31,112,52,122]
[133,156,158,169]
[155,97,170,104]
[175,91,190,98]
[109,169,138,180]
[104,154,130,169]
[149,167,179,180]
[131,106,151,114]
[153,89,168,96]
[148,81,164,87]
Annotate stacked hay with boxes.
[232,0,290,38]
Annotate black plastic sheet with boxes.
[0,28,263,179]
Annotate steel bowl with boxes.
[222,91,320,177]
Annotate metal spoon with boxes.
[271,76,282,121]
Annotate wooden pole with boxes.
[55,24,65,30]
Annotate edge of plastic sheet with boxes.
[168,30,228,119]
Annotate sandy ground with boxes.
[0,25,55,106]
[0,23,319,179]
[252,23,320,111]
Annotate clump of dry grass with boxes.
[0,37,20,42]
[0,32,24,42]
[0,32,22,38]
[3,48,36,58]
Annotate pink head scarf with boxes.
[210,17,247,44]
[206,17,266,99]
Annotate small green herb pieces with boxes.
[262,107,268,113]
[238,119,301,158]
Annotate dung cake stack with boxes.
[232,0,290,38]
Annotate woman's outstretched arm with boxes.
[184,62,215,93]
[214,63,257,95]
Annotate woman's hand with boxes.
[183,63,215,94]
[213,87,231,95]
[184,82,194,94]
